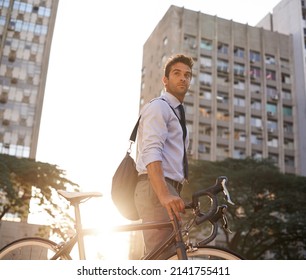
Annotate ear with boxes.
[162,76,168,87]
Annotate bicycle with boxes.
[0,176,243,260]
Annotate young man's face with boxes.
[163,62,192,102]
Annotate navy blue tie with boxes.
[178,104,188,180]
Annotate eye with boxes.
[185,73,192,80]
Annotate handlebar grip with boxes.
[194,194,218,225]
[192,176,228,225]
[192,176,227,207]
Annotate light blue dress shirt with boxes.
[136,91,189,183]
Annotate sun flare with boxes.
[78,195,135,260]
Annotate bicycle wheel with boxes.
[168,246,243,260]
[0,237,72,260]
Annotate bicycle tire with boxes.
[168,245,243,260]
[0,237,72,260]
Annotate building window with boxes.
[199,124,212,136]
[0,92,8,104]
[185,104,193,115]
[199,106,211,117]
[234,130,246,141]
[234,114,246,124]
[200,38,212,51]
[234,96,245,107]
[200,56,212,69]
[267,137,278,148]
[266,86,278,100]
[1,0,10,8]
[251,100,261,110]
[283,106,292,117]
[284,139,294,150]
[234,63,245,76]
[217,91,228,104]
[285,156,295,167]
[217,127,230,139]
[250,50,261,62]
[217,42,229,55]
[184,34,197,49]
[252,152,263,160]
[38,7,51,18]
[250,67,261,79]
[280,58,290,70]
[199,90,211,100]
[265,54,276,65]
[234,80,245,90]
[268,153,278,164]
[283,122,293,134]
[0,15,6,26]
[216,110,230,121]
[250,83,261,93]
[267,120,278,132]
[233,149,246,159]
[282,89,292,100]
[266,70,276,81]
[198,142,210,154]
[217,75,229,86]
[251,134,262,145]
[199,73,212,86]
[234,47,244,58]
[250,116,262,127]
[281,73,291,84]
[216,145,229,157]
[267,103,277,116]
[217,59,229,73]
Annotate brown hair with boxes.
[164,54,194,78]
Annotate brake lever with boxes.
[221,207,232,234]
[221,178,235,205]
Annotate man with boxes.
[134,54,194,257]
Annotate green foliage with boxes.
[0,154,79,224]
[182,158,306,259]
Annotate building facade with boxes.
[140,5,299,175]
[0,0,58,159]
[256,0,306,176]
[0,0,59,245]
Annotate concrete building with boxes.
[140,4,300,175]
[0,0,59,159]
[0,220,49,250]
[0,0,59,247]
[256,0,306,176]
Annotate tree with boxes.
[0,154,79,229]
[182,158,306,259]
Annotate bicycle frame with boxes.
[53,196,187,260]
[54,176,234,260]
[0,177,243,261]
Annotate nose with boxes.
[180,75,186,82]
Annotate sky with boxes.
[36,0,281,196]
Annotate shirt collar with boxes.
[161,91,182,109]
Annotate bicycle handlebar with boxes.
[188,176,234,226]
[182,176,235,246]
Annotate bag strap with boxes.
[129,97,188,179]
[129,116,141,142]
[129,98,185,145]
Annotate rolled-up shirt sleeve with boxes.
[141,100,169,166]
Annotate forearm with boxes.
[146,161,169,200]
[146,161,185,220]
